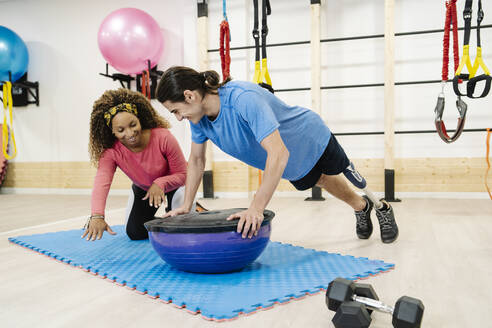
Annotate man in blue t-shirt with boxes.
[156,66,398,244]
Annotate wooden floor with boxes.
[1,193,491,328]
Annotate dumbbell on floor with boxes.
[326,277,424,328]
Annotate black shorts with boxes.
[290,135,350,191]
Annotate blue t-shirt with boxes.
[190,81,331,181]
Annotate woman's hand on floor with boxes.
[82,218,116,241]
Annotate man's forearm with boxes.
[251,150,289,211]
[183,158,205,210]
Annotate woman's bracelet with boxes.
[83,215,105,230]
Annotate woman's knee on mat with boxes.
[125,223,149,240]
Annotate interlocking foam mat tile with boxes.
[8,225,394,321]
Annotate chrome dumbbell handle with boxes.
[352,295,394,314]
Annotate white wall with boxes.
[1,0,491,164]
[205,0,492,161]
[0,0,194,162]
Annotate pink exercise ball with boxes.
[98,8,164,75]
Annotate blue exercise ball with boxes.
[0,26,29,83]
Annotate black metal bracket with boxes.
[99,63,135,89]
[99,61,163,99]
[202,170,215,198]
[305,186,325,201]
[197,0,208,18]
[136,60,164,99]
[0,71,39,106]
[384,169,401,202]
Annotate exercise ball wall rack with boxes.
[99,60,163,99]
[0,71,39,107]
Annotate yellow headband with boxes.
[104,103,138,127]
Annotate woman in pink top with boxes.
[84,88,192,241]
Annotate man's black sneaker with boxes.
[354,195,373,239]
[375,200,399,243]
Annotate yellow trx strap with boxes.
[260,58,272,86]
[2,82,17,159]
[455,44,474,78]
[471,46,490,77]
[252,0,273,89]
[456,45,491,80]
[253,58,272,86]
[253,61,261,84]
[453,0,491,98]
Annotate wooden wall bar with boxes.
[2,162,131,190]
[2,158,490,193]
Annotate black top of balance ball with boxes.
[144,208,275,233]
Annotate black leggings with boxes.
[126,184,176,240]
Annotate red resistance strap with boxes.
[220,20,231,81]
[442,0,460,81]
[141,70,151,100]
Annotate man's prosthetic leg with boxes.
[343,161,399,243]
[342,162,383,210]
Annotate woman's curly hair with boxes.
[89,88,171,166]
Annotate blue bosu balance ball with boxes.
[0,26,29,82]
[145,208,275,273]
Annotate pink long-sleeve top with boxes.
[91,128,187,215]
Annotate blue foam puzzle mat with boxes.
[8,226,394,321]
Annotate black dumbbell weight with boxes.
[354,283,379,315]
[326,277,424,328]
[392,296,425,328]
[326,278,380,328]
[326,278,379,312]
[332,301,372,328]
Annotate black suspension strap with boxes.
[453,0,491,98]
[252,0,273,93]
[252,0,273,186]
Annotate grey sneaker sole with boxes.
[381,229,399,243]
